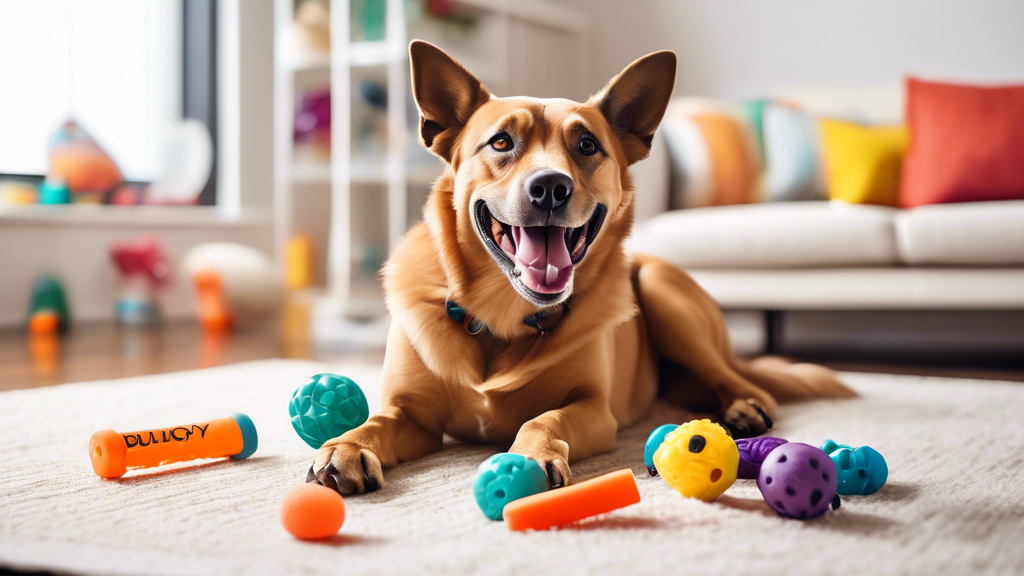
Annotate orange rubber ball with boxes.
[280,484,346,540]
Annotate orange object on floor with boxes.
[280,484,346,540]
[192,270,232,333]
[89,413,257,478]
[28,312,61,335]
[502,469,641,531]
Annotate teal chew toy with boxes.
[821,439,888,495]
[473,453,548,521]
[644,424,679,476]
[289,373,370,449]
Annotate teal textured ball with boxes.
[473,453,548,521]
[289,373,369,449]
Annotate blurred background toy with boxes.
[280,483,345,540]
[736,436,789,479]
[182,243,285,331]
[643,423,679,476]
[653,419,738,502]
[293,88,331,162]
[38,179,70,204]
[47,120,123,200]
[821,439,888,495]
[0,180,38,205]
[289,373,369,449]
[757,442,840,520]
[285,234,315,290]
[27,275,70,335]
[88,412,258,479]
[110,237,171,326]
[473,453,548,521]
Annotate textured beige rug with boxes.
[1,360,1022,576]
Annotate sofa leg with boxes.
[765,310,784,355]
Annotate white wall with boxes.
[557,0,1024,98]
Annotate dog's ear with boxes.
[409,40,490,163]
[593,51,677,165]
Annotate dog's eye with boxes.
[578,135,599,156]
[489,133,514,152]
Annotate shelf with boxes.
[348,41,401,67]
[291,162,331,183]
[281,51,332,72]
[0,205,270,226]
[289,159,442,186]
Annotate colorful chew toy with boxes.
[473,453,548,520]
[820,439,888,495]
[653,419,738,501]
[757,442,840,519]
[736,436,789,479]
[502,469,640,531]
[280,483,346,540]
[89,413,257,478]
[289,373,370,449]
[643,424,679,476]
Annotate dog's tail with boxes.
[734,356,857,403]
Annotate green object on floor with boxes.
[28,275,70,332]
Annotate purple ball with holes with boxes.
[736,436,789,479]
[757,442,839,520]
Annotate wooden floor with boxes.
[1,312,1020,392]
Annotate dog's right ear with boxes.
[409,41,490,163]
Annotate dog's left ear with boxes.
[593,51,677,165]
[409,40,491,163]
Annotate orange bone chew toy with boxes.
[89,413,258,478]
[502,469,641,531]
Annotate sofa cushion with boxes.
[629,202,898,269]
[895,201,1024,265]
[900,78,1024,208]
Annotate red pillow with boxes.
[900,77,1024,208]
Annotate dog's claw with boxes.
[751,400,774,430]
[546,461,565,489]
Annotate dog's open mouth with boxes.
[475,200,606,302]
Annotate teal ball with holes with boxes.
[289,373,370,449]
[473,453,548,521]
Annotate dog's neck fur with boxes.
[383,170,640,392]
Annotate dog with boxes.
[307,41,853,494]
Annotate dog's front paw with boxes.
[307,439,384,495]
[722,398,774,439]
[508,440,572,489]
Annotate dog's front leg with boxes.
[308,327,447,495]
[509,392,618,488]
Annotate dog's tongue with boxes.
[511,226,573,293]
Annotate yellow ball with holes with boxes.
[653,419,738,501]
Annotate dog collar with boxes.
[445,300,566,336]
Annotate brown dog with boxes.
[307,41,853,494]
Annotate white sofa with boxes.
[626,125,1024,360]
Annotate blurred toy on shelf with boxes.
[47,120,123,199]
[285,234,316,290]
[294,88,331,161]
[144,120,213,205]
[27,276,70,335]
[0,180,38,205]
[292,0,330,56]
[183,243,285,331]
[110,237,171,326]
[351,0,385,41]
[39,179,71,204]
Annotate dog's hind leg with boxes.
[634,254,779,437]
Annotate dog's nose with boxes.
[524,169,573,212]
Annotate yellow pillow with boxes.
[818,119,907,206]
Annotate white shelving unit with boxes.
[273,0,590,348]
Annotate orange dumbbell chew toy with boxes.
[89,413,258,478]
[502,469,641,531]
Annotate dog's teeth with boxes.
[512,267,522,278]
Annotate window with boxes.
[0,0,217,204]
